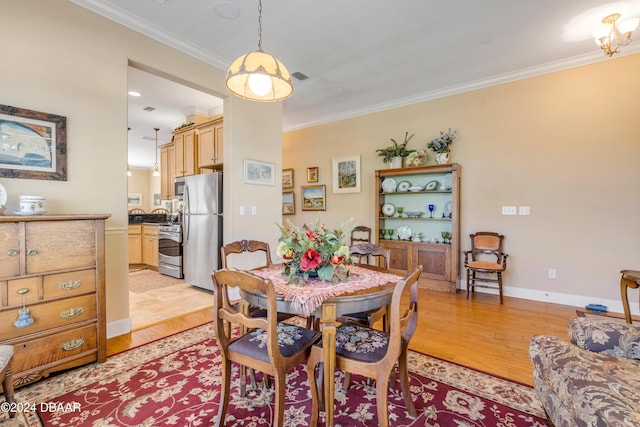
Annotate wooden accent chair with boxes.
[212,269,319,427]
[128,208,146,214]
[350,225,372,246]
[464,232,508,304]
[306,266,422,427]
[220,240,272,268]
[0,345,15,419]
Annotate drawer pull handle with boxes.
[60,307,84,319]
[17,288,29,295]
[27,249,38,256]
[59,280,82,290]
[7,249,18,256]
[61,338,84,351]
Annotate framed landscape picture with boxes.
[332,154,361,193]
[244,158,275,186]
[282,168,294,189]
[0,104,67,181]
[282,191,295,215]
[301,185,326,211]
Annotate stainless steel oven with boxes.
[158,224,183,279]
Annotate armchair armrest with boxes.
[569,316,640,360]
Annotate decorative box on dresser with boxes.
[0,214,109,388]
[375,164,460,292]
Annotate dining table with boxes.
[245,264,402,427]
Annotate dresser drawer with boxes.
[12,323,97,374]
[44,269,96,299]
[0,294,97,340]
[6,277,39,306]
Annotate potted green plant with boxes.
[376,132,416,168]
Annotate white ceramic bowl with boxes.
[18,195,46,213]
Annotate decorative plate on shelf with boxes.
[381,178,397,193]
[425,180,439,191]
[397,180,411,192]
[397,225,412,240]
[408,185,423,192]
[381,203,396,217]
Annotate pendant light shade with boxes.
[225,0,293,102]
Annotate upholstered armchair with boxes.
[529,316,640,426]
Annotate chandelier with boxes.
[225,0,293,102]
[592,13,639,57]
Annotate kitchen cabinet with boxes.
[128,224,142,265]
[0,214,108,388]
[375,164,460,292]
[173,127,196,177]
[196,117,223,169]
[160,143,175,199]
[141,224,159,268]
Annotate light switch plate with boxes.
[519,206,530,215]
[502,206,517,215]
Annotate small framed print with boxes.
[244,158,275,186]
[332,154,361,193]
[282,168,294,189]
[307,166,319,183]
[282,191,295,215]
[302,185,326,211]
[128,193,142,206]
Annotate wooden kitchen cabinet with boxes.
[375,164,460,292]
[128,224,142,264]
[141,224,159,268]
[173,127,196,177]
[160,142,175,199]
[196,117,223,169]
[0,214,109,388]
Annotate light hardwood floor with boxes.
[109,288,595,386]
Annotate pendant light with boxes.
[153,128,160,177]
[225,0,293,102]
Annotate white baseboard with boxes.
[457,282,635,315]
[107,317,131,339]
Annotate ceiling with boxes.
[72,0,640,169]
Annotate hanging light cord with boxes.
[257,0,263,51]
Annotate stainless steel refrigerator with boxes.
[182,172,223,290]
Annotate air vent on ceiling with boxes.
[292,71,309,81]
[143,106,156,112]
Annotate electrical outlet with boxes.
[548,268,557,279]
[502,206,517,215]
[251,206,257,215]
[518,206,530,215]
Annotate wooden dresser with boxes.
[0,214,109,387]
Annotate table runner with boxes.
[252,265,402,315]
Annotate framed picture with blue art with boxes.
[332,154,360,193]
[282,191,295,215]
[154,193,161,206]
[244,158,275,186]
[302,185,326,211]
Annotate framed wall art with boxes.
[282,168,294,189]
[307,166,319,183]
[332,154,361,193]
[282,191,295,215]
[301,185,326,211]
[0,104,67,181]
[244,158,275,186]
[128,193,143,206]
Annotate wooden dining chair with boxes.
[151,208,169,214]
[350,225,371,246]
[464,232,508,304]
[305,266,422,427]
[220,240,273,268]
[212,269,320,427]
[128,208,146,214]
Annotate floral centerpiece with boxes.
[276,218,354,284]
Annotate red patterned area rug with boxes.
[10,324,548,426]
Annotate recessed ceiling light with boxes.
[128,91,141,97]
[215,1,241,20]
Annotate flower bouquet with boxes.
[427,128,457,153]
[276,218,354,284]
